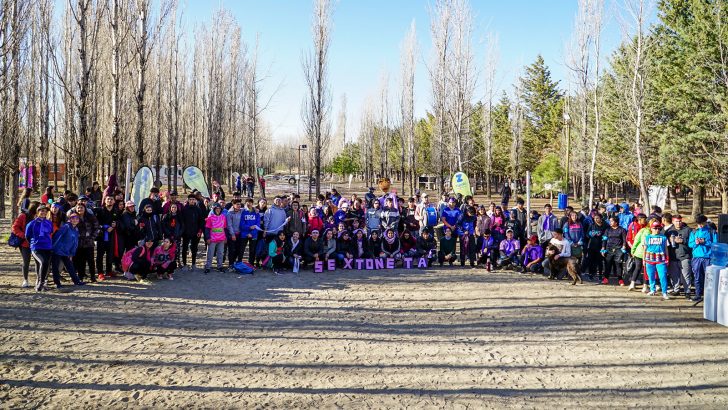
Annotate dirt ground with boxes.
[1,243,728,408]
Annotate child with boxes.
[285,231,304,272]
[152,237,177,280]
[353,229,369,259]
[644,221,670,300]
[368,230,384,258]
[416,228,437,266]
[498,229,521,271]
[400,230,417,258]
[477,229,497,272]
[323,229,337,260]
[335,230,355,265]
[51,212,85,287]
[268,231,286,275]
[459,227,477,267]
[521,235,544,273]
[204,203,227,273]
[129,238,154,282]
[438,227,457,266]
[382,228,401,260]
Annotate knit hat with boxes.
[125,200,135,208]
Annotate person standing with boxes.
[180,195,205,270]
[688,215,717,302]
[25,205,54,291]
[51,212,85,287]
[671,215,693,299]
[95,195,119,280]
[537,204,559,249]
[500,181,512,208]
[12,201,39,288]
[602,216,627,286]
[643,221,671,300]
[138,188,163,216]
[204,203,227,273]
[73,203,100,283]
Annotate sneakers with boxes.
[628,281,636,291]
[642,285,649,294]
[662,293,670,300]
[167,274,174,281]
[124,271,135,280]
[21,279,30,288]
[691,295,703,302]
[98,273,106,281]
[601,278,609,285]
[274,269,283,275]
[618,279,625,286]
[648,291,656,296]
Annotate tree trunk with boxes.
[691,184,705,219]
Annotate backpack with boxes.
[233,261,255,275]
[122,247,140,272]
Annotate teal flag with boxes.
[131,167,154,208]
[183,166,210,198]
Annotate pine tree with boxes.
[518,55,563,172]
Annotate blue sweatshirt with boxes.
[618,204,634,230]
[689,225,717,259]
[52,223,79,257]
[239,208,261,238]
[25,218,53,251]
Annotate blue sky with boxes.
[183,0,628,144]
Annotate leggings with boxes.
[19,247,31,281]
[73,247,96,281]
[240,236,258,264]
[645,262,668,294]
[96,240,114,274]
[629,257,644,283]
[181,236,200,266]
[604,248,624,280]
[31,249,52,290]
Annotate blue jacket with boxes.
[689,225,717,259]
[264,205,288,234]
[239,208,260,238]
[25,218,53,251]
[618,204,634,230]
[52,223,79,257]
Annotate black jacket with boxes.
[304,237,325,259]
[139,197,163,216]
[137,212,162,242]
[161,212,184,239]
[180,204,205,238]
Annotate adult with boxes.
[162,190,183,214]
[286,200,307,239]
[602,216,627,286]
[364,187,377,209]
[671,215,693,299]
[204,203,227,273]
[137,203,163,244]
[263,197,289,244]
[102,174,118,202]
[688,215,717,302]
[438,227,457,266]
[95,195,120,280]
[512,198,528,237]
[180,195,205,270]
[440,198,462,236]
[303,229,326,269]
[119,201,139,252]
[18,188,32,214]
[73,203,100,282]
[89,181,103,204]
[139,187,163,216]
[643,221,670,300]
[585,213,608,282]
[211,179,226,201]
[226,199,244,268]
[500,181,512,207]
[12,201,39,288]
[25,205,54,291]
[40,185,55,205]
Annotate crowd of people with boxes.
[9,178,718,304]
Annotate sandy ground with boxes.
[1,243,728,409]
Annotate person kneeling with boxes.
[520,235,544,274]
[416,228,437,267]
[498,229,522,271]
[152,238,177,280]
[438,227,457,266]
[129,238,154,282]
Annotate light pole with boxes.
[563,112,571,197]
[291,144,307,195]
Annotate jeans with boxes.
[31,249,52,290]
[19,247,31,281]
[206,241,225,269]
[181,235,200,266]
[678,258,693,295]
[691,257,710,297]
[645,262,668,294]
[51,255,82,286]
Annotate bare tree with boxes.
[587,0,604,209]
[301,0,333,196]
[620,0,654,209]
[429,0,451,192]
[482,33,499,197]
[400,20,416,194]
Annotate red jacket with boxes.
[626,221,645,248]
[307,216,324,234]
[11,213,29,248]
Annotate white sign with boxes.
[648,185,668,209]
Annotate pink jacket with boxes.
[152,244,176,268]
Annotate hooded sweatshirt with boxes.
[618,203,634,230]
[264,205,288,235]
[689,225,717,259]
[205,209,227,242]
[240,207,261,238]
